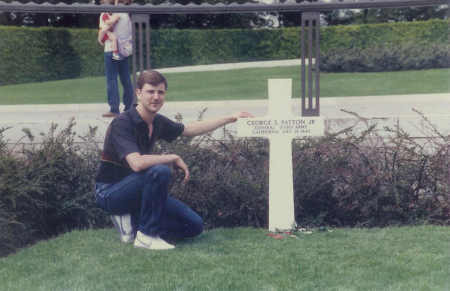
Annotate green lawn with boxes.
[0,67,448,105]
[1,226,449,291]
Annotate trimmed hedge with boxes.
[0,19,448,85]
[320,42,450,72]
[0,26,101,85]
[320,19,449,52]
[319,20,450,72]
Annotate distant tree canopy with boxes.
[0,0,264,28]
[322,6,448,26]
[0,0,447,28]
[279,6,448,27]
[142,0,264,28]
[0,0,98,27]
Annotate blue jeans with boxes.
[104,52,134,114]
[95,165,203,239]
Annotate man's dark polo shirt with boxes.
[95,106,184,184]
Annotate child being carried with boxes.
[98,0,121,60]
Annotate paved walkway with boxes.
[157,59,306,73]
[0,59,449,143]
[1,93,449,143]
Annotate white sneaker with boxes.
[134,231,175,250]
[110,214,135,243]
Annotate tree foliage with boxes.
[279,5,448,27]
[140,0,265,29]
[0,0,98,27]
[0,0,447,28]
[0,0,265,28]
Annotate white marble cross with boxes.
[237,79,325,231]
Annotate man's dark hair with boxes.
[137,70,168,90]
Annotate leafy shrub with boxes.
[293,125,450,227]
[320,42,450,72]
[163,111,449,228]
[0,127,31,257]
[0,121,109,257]
[0,111,448,257]
[159,134,269,229]
[18,122,109,234]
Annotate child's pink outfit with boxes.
[99,12,121,60]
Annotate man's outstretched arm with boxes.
[182,112,253,137]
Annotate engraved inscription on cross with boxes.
[237,79,325,232]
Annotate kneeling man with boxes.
[95,70,251,250]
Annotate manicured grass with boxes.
[0,67,448,105]
[1,226,449,290]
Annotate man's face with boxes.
[137,83,166,114]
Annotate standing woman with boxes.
[99,0,134,118]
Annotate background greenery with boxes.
[0,19,448,85]
[0,0,446,28]
[1,112,448,257]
